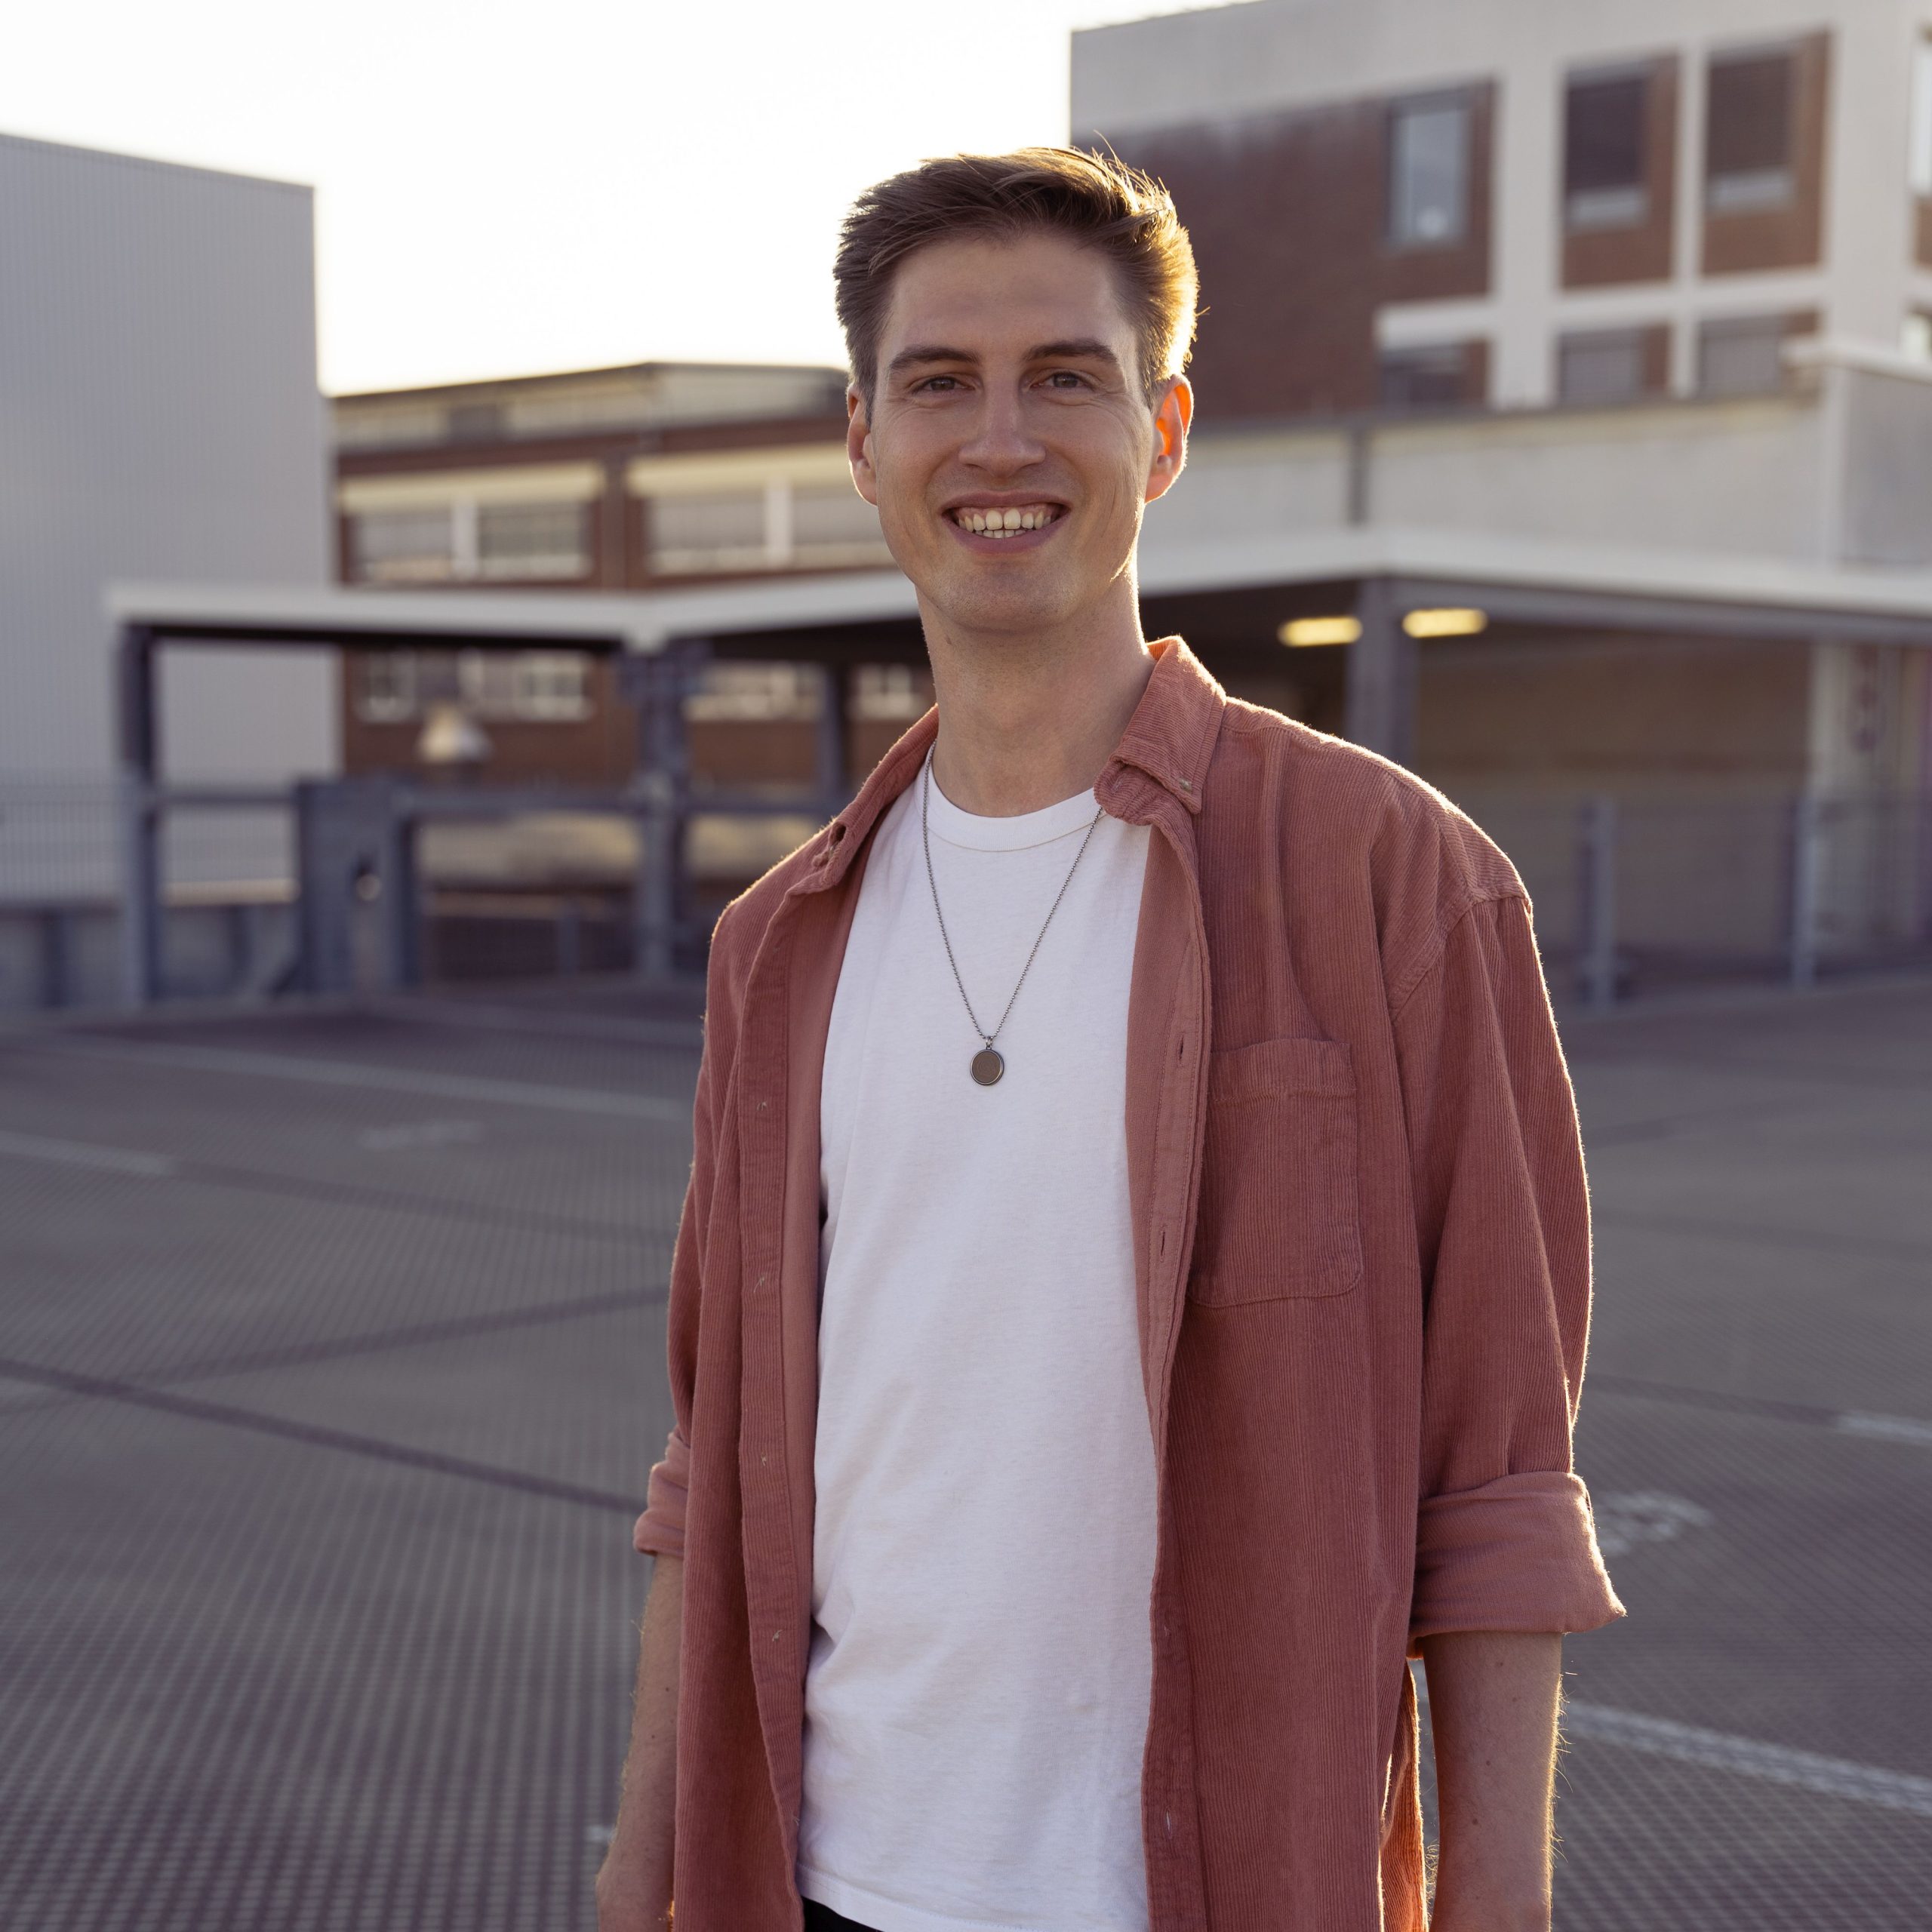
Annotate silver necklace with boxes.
[921,752,1106,1086]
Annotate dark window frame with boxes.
[1563,63,1652,232]
[1704,42,1799,213]
[1386,88,1475,251]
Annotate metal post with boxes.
[1789,790,1823,989]
[381,788,421,989]
[626,643,699,980]
[115,624,163,1008]
[1577,794,1619,1011]
[1343,577,1417,767]
[817,661,851,821]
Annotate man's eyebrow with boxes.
[885,344,978,377]
[884,338,1125,378]
[1026,338,1121,368]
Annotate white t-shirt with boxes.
[799,747,1158,1932]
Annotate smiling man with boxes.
[597,151,1622,1932]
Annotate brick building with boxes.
[331,361,927,790]
[1074,0,1931,420]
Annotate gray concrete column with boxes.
[1343,577,1418,767]
[115,625,163,1008]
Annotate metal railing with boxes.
[3,777,1928,1014]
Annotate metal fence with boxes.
[4,776,1929,1014]
[1455,789,1932,1006]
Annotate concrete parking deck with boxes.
[2,974,1927,1930]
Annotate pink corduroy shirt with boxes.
[632,635,1623,1931]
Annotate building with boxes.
[330,363,923,792]
[0,131,332,1010]
[1072,0,1932,417]
[0,132,331,795]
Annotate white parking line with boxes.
[1837,1410,1932,1449]
[1414,1675,1932,1818]
[27,1037,690,1124]
[1563,1703,1932,1818]
[0,1128,178,1178]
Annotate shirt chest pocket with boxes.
[1187,1034,1364,1304]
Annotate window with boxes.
[351,509,457,583]
[1378,342,1478,410]
[349,500,589,583]
[1912,37,1932,198]
[351,649,591,723]
[644,478,891,576]
[648,491,769,575]
[684,663,823,723]
[1557,328,1651,405]
[509,654,592,721]
[1564,69,1648,229]
[1388,93,1471,247]
[448,402,505,442]
[791,484,888,565]
[356,652,417,721]
[1697,314,1796,395]
[457,651,590,721]
[852,664,933,722]
[476,502,588,580]
[1706,48,1796,212]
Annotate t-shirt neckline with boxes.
[918,747,1103,853]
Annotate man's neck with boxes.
[920,598,1155,818]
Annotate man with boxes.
[597,149,1622,1932]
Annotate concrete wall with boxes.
[1367,397,1827,555]
[1835,360,1932,566]
[1143,391,1829,563]
[0,133,334,805]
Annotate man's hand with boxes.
[1419,1629,1563,1932]
[596,1555,682,1931]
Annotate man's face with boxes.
[847,231,1189,639]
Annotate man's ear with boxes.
[847,383,879,508]
[1143,374,1192,506]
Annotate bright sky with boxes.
[2,0,1229,395]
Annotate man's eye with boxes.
[916,375,962,392]
[1043,371,1091,390]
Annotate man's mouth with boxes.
[946,503,1064,540]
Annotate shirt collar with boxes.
[801,633,1223,894]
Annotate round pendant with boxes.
[971,1047,1005,1087]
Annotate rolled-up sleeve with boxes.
[631,937,732,1563]
[1392,890,1624,1647]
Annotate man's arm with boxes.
[1420,1630,1563,1932]
[595,1555,683,1932]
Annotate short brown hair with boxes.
[834,147,1198,409]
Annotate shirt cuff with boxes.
[1409,1469,1625,1649]
[632,1427,691,1560]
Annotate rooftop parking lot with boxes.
[2,973,1927,1930]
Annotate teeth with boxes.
[952,505,1057,536]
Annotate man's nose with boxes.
[958,385,1046,472]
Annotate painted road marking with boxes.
[1837,1410,1932,1449]
[1591,1491,1713,1558]
[24,1037,689,1124]
[1563,1704,1932,1818]
[1592,1374,1932,1451]
[1415,1675,1932,1818]
[357,1118,485,1152]
[0,1127,178,1178]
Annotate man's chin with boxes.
[912,561,1091,639]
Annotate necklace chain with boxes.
[921,752,1106,1055]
